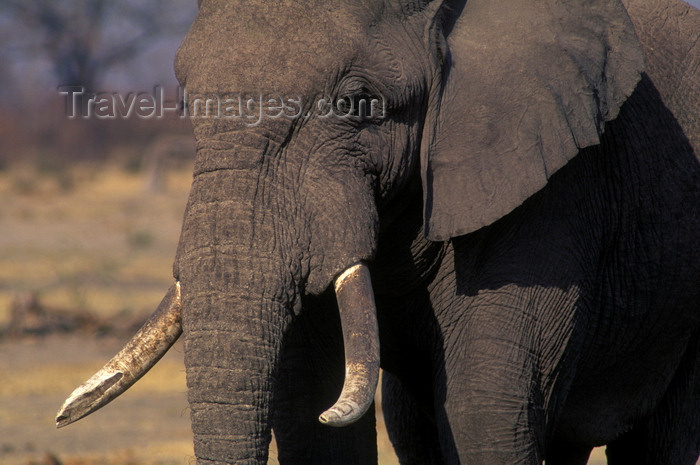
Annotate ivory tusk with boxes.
[55,282,183,428]
[319,263,380,427]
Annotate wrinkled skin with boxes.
[167,0,700,463]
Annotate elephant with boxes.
[56,0,700,464]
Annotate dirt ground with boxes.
[0,334,193,465]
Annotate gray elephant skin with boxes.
[56,0,700,463]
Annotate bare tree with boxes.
[0,0,195,96]
[0,0,196,161]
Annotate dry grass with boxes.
[0,164,191,326]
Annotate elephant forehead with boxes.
[177,0,377,95]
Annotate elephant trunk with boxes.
[55,129,380,462]
[183,288,283,465]
[176,155,381,460]
[176,165,291,464]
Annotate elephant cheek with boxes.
[304,177,380,295]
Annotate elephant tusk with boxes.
[319,262,380,427]
[55,282,183,428]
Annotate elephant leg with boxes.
[439,369,544,464]
[606,330,700,465]
[381,371,445,465]
[438,334,545,464]
[272,294,378,465]
[433,282,583,465]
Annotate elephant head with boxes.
[57,0,644,463]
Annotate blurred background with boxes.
[0,2,201,464]
[0,1,698,464]
[0,0,196,334]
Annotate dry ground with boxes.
[0,165,608,464]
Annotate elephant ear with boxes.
[421,0,645,241]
